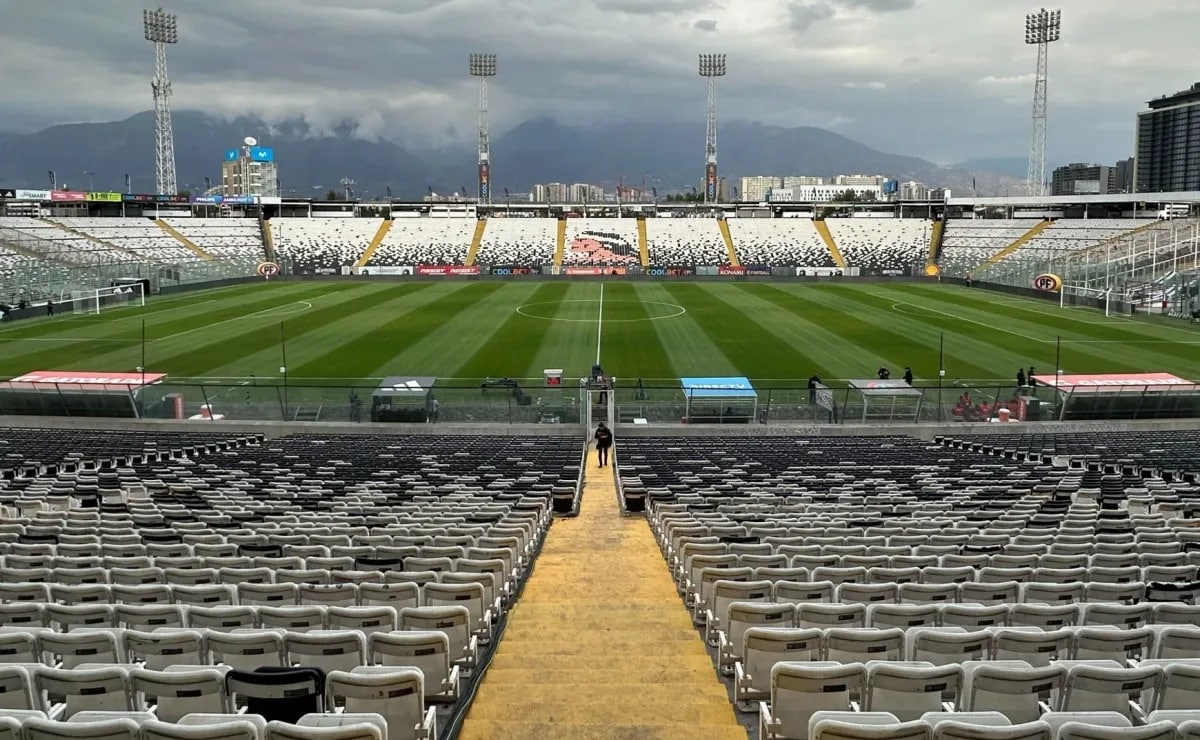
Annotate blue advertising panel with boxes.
[680,377,757,399]
[225,149,239,161]
[250,147,274,162]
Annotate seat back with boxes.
[742,628,823,694]
[225,666,325,724]
[770,662,866,740]
[865,663,962,722]
[326,669,426,740]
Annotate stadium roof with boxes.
[946,191,1200,207]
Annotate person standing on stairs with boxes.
[594,422,613,468]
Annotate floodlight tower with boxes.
[1024,8,1061,198]
[144,7,179,196]
[469,53,497,204]
[699,53,726,204]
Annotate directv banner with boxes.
[416,265,480,276]
[489,266,536,276]
[643,266,695,276]
[87,192,122,202]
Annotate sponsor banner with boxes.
[719,265,745,275]
[0,188,14,198]
[191,195,258,205]
[1033,273,1063,292]
[705,163,717,202]
[17,189,51,200]
[563,267,628,276]
[478,162,490,202]
[352,265,413,276]
[259,196,281,206]
[794,267,845,277]
[50,191,88,202]
[416,265,481,276]
[225,149,239,162]
[696,266,719,276]
[249,147,274,163]
[256,261,281,279]
[87,192,122,203]
[744,264,772,276]
[489,266,536,276]
[1039,373,1195,390]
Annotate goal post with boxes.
[60,284,147,315]
[1059,285,1132,317]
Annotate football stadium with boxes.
[3,5,1200,740]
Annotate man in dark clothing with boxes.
[1028,367,1036,383]
[903,367,914,386]
[877,366,890,380]
[594,422,613,468]
[807,374,821,404]
[46,299,54,316]
[1016,368,1026,388]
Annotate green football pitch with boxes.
[0,280,1197,388]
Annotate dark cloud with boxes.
[0,0,1191,164]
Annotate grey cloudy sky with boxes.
[1,0,1197,164]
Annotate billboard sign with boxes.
[1033,273,1063,292]
[489,266,535,275]
[416,265,481,276]
[350,265,414,276]
[643,266,695,276]
[87,192,122,202]
[225,149,239,161]
[744,264,772,276]
[478,163,489,201]
[705,163,717,201]
[50,191,88,202]
[249,147,274,162]
[718,265,745,275]
[15,189,51,201]
[563,266,628,276]
[0,188,14,198]
[192,195,258,205]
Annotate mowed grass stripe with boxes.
[146,283,413,377]
[456,283,574,379]
[522,283,601,378]
[370,282,548,380]
[776,284,1009,380]
[219,283,453,379]
[597,282,676,379]
[660,283,812,381]
[631,282,738,381]
[0,283,340,376]
[863,283,1200,378]
[304,283,507,379]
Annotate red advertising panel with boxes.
[50,191,88,202]
[718,265,744,275]
[416,265,481,276]
[563,267,628,276]
[478,163,490,202]
[705,163,718,201]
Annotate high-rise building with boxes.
[833,174,886,187]
[1051,163,1118,196]
[783,176,824,188]
[738,176,780,202]
[530,184,549,202]
[220,140,278,197]
[899,181,929,200]
[1136,82,1200,193]
[1114,158,1135,194]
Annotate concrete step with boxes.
[458,720,749,740]
[474,682,731,707]
[479,665,718,684]
[463,692,740,724]
[488,653,715,673]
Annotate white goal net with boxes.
[59,284,147,315]
[1059,285,1133,317]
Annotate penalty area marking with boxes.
[516,298,687,323]
[160,300,314,341]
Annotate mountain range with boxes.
[0,110,1027,198]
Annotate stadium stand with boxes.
[939,220,1037,277]
[163,219,267,262]
[826,218,932,273]
[368,218,475,267]
[270,218,381,272]
[562,218,641,266]
[618,431,1200,737]
[645,217,729,266]
[52,218,203,262]
[473,217,556,267]
[0,217,138,265]
[0,429,576,740]
[986,219,1159,273]
[726,218,836,267]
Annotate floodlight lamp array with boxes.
[143,7,178,44]
[698,53,727,77]
[469,53,497,77]
[1024,8,1061,44]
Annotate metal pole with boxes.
[144,7,179,196]
[937,332,945,422]
[280,322,289,419]
[1024,8,1061,198]
[1055,335,1061,377]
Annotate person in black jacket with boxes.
[594,422,613,468]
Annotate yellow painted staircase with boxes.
[637,217,650,267]
[813,219,847,268]
[465,218,488,266]
[354,219,393,268]
[155,220,215,260]
[718,219,740,267]
[927,219,944,272]
[457,447,748,740]
[553,218,568,269]
[980,219,1053,270]
[40,218,146,262]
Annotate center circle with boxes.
[515,299,687,323]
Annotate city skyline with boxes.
[2,0,1199,166]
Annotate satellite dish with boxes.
[244,136,258,147]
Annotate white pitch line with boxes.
[890,301,1047,342]
[596,282,604,365]
[158,300,314,342]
